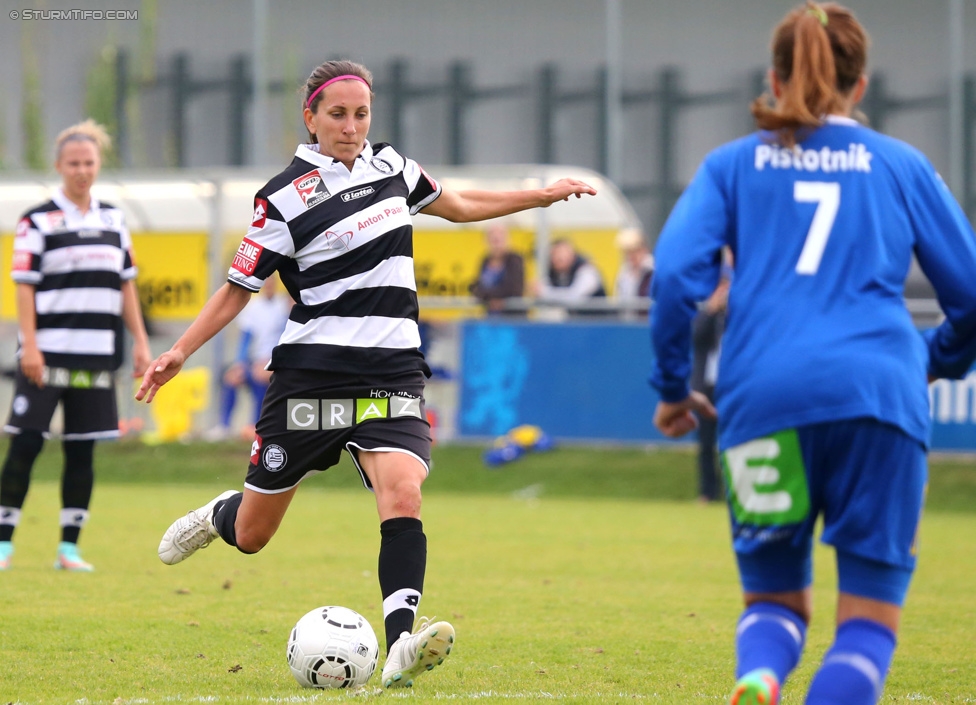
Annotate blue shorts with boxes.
[722,418,926,606]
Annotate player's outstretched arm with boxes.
[421,178,597,223]
[136,282,252,403]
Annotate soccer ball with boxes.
[286,605,380,689]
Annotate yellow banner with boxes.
[131,233,210,321]
[0,232,209,321]
[2,228,622,322]
[412,228,622,319]
[0,234,14,320]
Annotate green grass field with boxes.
[0,439,974,704]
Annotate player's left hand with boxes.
[542,178,597,205]
[653,391,717,438]
[136,349,187,403]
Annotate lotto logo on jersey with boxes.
[293,170,331,208]
[232,238,263,276]
[12,250,32,271]
[341,186,375,202]
[251,198,268,229]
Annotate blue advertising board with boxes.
[457,319,976,452]
[457,320,669,443]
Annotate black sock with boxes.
[212,491,254,553]
[378,517,427,652]
[61,440,94,544]
[0,431,45,542]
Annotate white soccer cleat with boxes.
[158,490,238,565]
[382,617,455,688]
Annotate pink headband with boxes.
[306,75,370,108]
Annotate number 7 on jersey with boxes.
[794,181,840,275]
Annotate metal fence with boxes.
[108,51,976,233]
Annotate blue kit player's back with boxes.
[652,116,976,451]
[647,4,976,705]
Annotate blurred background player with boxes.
[469,222,525,316]
[204,274,291,441]
[648,3,976,704]
[136,60,595,689]
[691,260,730,503]
[0,120,151,572]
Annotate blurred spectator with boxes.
[469,223,525,316]
[691,265,731,503]
[534,238,606,315]
[204,275,291,441]
[613,227,654,318]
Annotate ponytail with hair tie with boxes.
[807,3,828,26]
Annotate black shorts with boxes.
[4,368,119,440]
[246,368,431,494]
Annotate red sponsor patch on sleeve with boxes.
[251,197,268,229]
[12,250,33,272]
[250,433,262,465]
[15,217,31,238]
[232,238,264,276]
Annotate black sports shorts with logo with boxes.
[4,368,119,440]
[246,368,431,494]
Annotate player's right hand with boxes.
[136,349,187,403]
[19,345,45,388]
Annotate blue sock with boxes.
[806,619,896,705]
[735,602,807,683]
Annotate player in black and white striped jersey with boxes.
[0,120,151,573]
[139,59,595,689]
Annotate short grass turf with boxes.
[0,440,974,703]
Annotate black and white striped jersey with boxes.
[228,141,441,378]
[11,189,137,371]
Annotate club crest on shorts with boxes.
[12,395,29,416]
[263,444,288,472]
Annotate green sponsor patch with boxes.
[722,429,810,526]
[69,370,92,389]
[355,398,388,423]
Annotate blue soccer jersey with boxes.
[650,116,976,450]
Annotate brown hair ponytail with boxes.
[752,2,869,146]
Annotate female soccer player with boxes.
[648,3,976,704]
[0,120,151,572]
[137,59,595,689]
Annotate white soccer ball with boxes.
[286,605,380,689]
